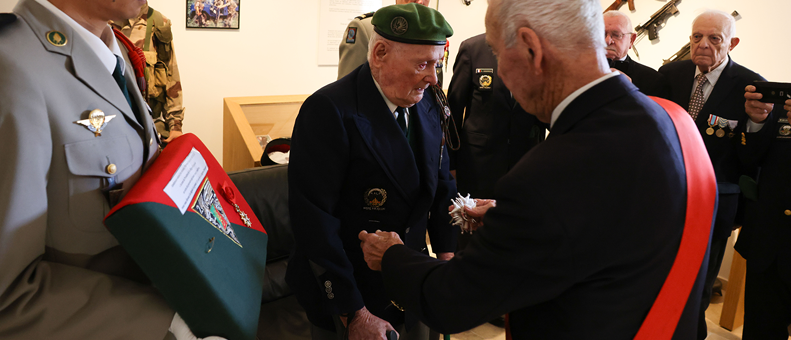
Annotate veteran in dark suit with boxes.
[447,33,545,200]
[359,0,714,339]
[287,4,456,340]
[737,87,791,339]
[603,10,667,97]
[657,10,768,338]
[0,0,182,338]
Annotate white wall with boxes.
[3,0,787,162]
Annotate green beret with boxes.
[371,3,453,45]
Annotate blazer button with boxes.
[327,293,335,299]
[325,287,332,293]
[324,280,332,288]
[106,164,117,175]
[785,210,791,216]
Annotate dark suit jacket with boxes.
[447,33,545,197]
[736,111,791,273]
[380,75,706,339]
[659,58,766,239]
[608,55,668,97]
[285,62,457,331]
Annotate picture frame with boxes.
[186,0,240,29]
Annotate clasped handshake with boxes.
[358,198,496,271]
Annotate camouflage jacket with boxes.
[115,5,184,137]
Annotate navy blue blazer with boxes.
[285,62,457,331]
[447,33,545,198]
[659,58,765,239]
[736,110,791,273]
[608,55,669,98]
[379,75,706,339]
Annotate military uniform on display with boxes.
[338,9,446,85]
[115,4,185,141]
[0,0,172,338]
[288,5,456,340]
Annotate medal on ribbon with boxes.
[706,115,717,136]
[727,120,738,138]
[716,116,728,138]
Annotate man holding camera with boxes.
[658,10,772,339]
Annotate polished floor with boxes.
[445,289,790,340]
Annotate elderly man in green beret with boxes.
[286,4,457,340]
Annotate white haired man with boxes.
[603,10,667,97]
[658,10,772,339]
[359,0,715,339]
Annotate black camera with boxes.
[753,81,791,104]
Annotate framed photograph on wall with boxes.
[187,0,240,29]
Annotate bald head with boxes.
[689,10,739,73]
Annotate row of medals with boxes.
[706,115,734,138]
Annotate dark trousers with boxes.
[743,259,791,339]
[697,236,729,340]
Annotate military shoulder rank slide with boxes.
[104,133,268,340]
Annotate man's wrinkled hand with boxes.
[785,99,791,118]
[164,130,184,143]
[464,199,496,231]
[744,85,774,124]
[346,306,398,340]
[359,230,403,271]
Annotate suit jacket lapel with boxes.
[18,0,143,132]
[698,58,736,120]
[412,97,440,197]
[352,63,420,202]
[675,62,697,111]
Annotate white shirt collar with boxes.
[36,0,124,75]
[694,54,729,87]
[372,75,398,116]
[550,72,619,128]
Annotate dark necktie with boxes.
[112,55,143,125]
[112,55,133,110]
[396,107,407,135]
[688,73,709,121]
[608,58,628,73]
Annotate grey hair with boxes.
[493,0,605,54]
[603,10,633,33]
[692,10,736,40]
[367,31,404,63]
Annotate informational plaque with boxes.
[317,0,382,66]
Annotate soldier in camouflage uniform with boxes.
[114,2,185,144]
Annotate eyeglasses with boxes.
[605,31,634,40]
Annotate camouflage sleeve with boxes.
[163,37,184,132]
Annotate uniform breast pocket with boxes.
[64,136,135,232]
